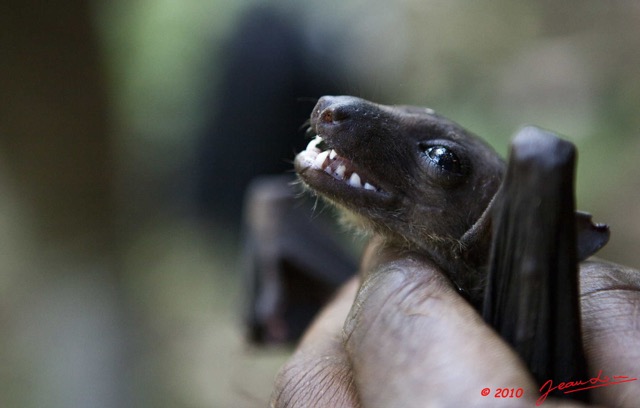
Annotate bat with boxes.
[243,96,609,401]
[242,175,357,343]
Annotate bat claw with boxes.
[576,210,610,261]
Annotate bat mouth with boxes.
[295,135,392,204]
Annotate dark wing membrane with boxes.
[482,127,588,402]
[242,176,357,344]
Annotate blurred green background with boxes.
[1,0,638,407]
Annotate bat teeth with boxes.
[306,137,322,153]
[298,135,382,192]
[313,150,330,169]
[349,172,362,188]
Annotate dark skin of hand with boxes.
[271,236,640,407]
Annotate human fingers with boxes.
[270,277,359,408]
[343,242,544,408]
[580,259,640,407]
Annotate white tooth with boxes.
[335,164,346,179]
[307,136,324,151]
[329,149,337,160]
[306,139,321,153]
[364,182,376,191]
[349,172,362,188]
[296,150,317,167]
[313,150,330,169]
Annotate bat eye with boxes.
[425,146,463,174]
[419,142,470,186]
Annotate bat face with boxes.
[295,96,505,283]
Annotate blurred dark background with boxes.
[1,1,638,407]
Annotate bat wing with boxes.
[482,126,597,402]
[242,176,357,344]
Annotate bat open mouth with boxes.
[296,135,384,198]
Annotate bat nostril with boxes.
[320,108,334,123]
[320,106,350,124]
[312,96,369,126]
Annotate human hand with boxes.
[271,237,640,407]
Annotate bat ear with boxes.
[460,162,610,266]
[459,192,498,266]
[461,203,611,263]
[575,211,609,261]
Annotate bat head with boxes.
[295,96,506,292]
